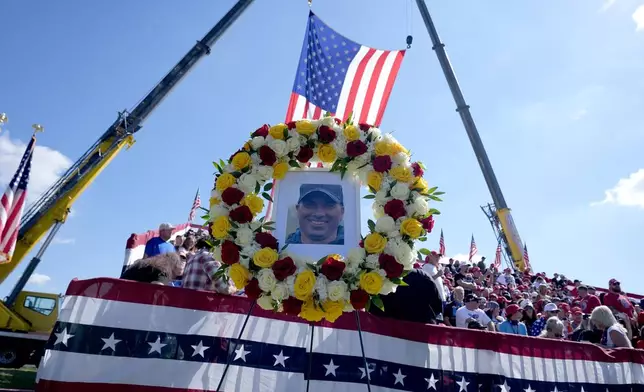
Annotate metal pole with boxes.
[355,312,372,391]
[415,0,508,209]
[216,301,256,391]
[6,221,64,306]
[305,324,315,392]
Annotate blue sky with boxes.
[1,0,644,297]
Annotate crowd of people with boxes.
[121,223,641,350]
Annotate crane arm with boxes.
[0,0,255,285]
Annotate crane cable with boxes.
[406,0,413,49]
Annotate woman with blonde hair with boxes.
[539,316,564,339]
[590,305,632,348]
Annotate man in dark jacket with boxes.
[369,268,443,324]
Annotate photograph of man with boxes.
[286,183,345,245]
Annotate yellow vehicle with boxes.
[0,0,254,368]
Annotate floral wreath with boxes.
[207,116,442,323]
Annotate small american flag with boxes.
[0,135,35,264]
[438,229,445,255]
[523,243,531,270]
[285,12,406,126]
[494,242,502,269]
[188,188,201,222]
[468,234,477,262]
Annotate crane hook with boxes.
[406,35,413,49]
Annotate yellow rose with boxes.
[243,141,252,151]
[400,218,423,239]
[209,196,221,208]
[296,120,317,136]
[211,216,231,239]
[231,151,252,170]
[269,123,287,140]
[300,299,325,322]
[323,299,345,323]
[390,166,413,183]
[343,125,360,141]
[294,270,316,300]
[317,144,336,163]
[374,141,392,156]
[413,177,430,194]
[241,193,264,215]
[273,162,289,179]
[215,173,236,192]
[391,142,408,155]
[253,247,279,268]
[229,263,250,289]
[360,271,384,295]
[363,233,387,254]
[366,171,383,191]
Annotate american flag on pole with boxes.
[36,278,644,391]
[468,234,477,262]
[438,229,445,255]
[494,242,502,269]
[0,135,35,264]
[523,243,531,270]
[285,12,406,126]
[188,188,201,222]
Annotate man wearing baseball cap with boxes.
[529,302,560,336]
[286,184,344,245]
[454,293,495,331]
[603,278,634,318]
[144,223,176,258]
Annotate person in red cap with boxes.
[603,279,634,318]
[498,304,528,335]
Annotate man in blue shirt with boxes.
[144,223,176,258]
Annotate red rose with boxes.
[255,232,278,250]
[350,289,369,310]
[221,187,245,205]
[359,123,372,132]
[320,257,346,281]
[258,145,277,166]
[229,206,253,223]
[411,162,424,177]
[372,155,392,173]
[384,199,406,220]
[296,146,314,163]
[282,296,303,316]
[346,140,368,157]
[245,278,262,300]
[317,125,336,143]
[413,262,421,269]
[252,124,269,137]
[359,239,364,248]
[286,121,297,129]
[272,257,297,281]
[221,240,240,265]
[420,215,434,233]
[333,118,342,125]
[379,253,403,278]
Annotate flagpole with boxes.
[414,0,508,210]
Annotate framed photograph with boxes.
[272,169,360,261]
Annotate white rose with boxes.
[347,248,366,268]
[240,257,250,269]
[407,197,429,217]
[241,243,260,259]
[319,117,335,127]
[209,205,229,220]
[372,203,385,219]
[286,275,296,296]
[213,245,222,261]
[314,275,329,301]
[257,295,274,310]
[392,152,409,166]
[269,139,288,157]
[369,127,381,140]
[235,228,254,246]
[379,279,398,295]
[251,136,265,150]
[210,188,221,201]
[390,183,410,200]
[375,216,396,233]
[327,280,348,302]
[238,173,257,194]
[271,282,289,301]
[386,238,414,269]
[254,166,274,182]
[257,269,277,292]
[365,254,379,270]
[286,136,301,152]
[375,190,389,204]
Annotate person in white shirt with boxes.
[455,294,495,331]
[590,305,632,348]
[422,251,446,302]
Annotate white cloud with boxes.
[52,237,75,245]
[442,253,486,264]
[600,0,616,12]
[0,131,72,204]
[27,273,51,286]
[592,168,644,208]
[633,5,644,31]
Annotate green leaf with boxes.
[280,243,290,252]
[367,219,376,232]
[429,208,441,215]
[418,237,427,242]
[417,251,423,260]
[433,191,445,196]
[368,185,377,194]
[390,180,398,188]
[346,112,354,125]
[283,128,289,139]
[230,221,239,229]
[365,299,371,312]
[200,214,210,220]
[316,256,327,266]
[259,216,265,223]
[289,160,300,169]
[419,248,431,255]
[363,194,376,199]
[428,195,443,202]
[262,192,273,202]
[263,226,275,231]
[255,181,261,194]
[219,159,226,169]
[340,168,346,179]
[398,280,409,287]
[264,182,274,191]
[371,296,385,311]
[427,186,438,194]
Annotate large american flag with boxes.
[468,234,477,262]
[494,242,502,269]
[523,243,532,270]
[439,229,445,255]
[285,12,405,126]
[36,277,644,391]
[0,135,35,264]
[188,188,201,222]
